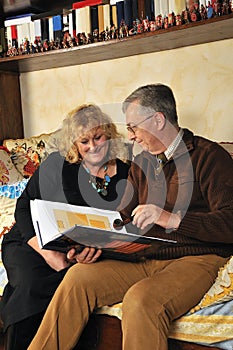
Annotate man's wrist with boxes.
[167,211,181,230]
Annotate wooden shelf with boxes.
[0,13,232,74]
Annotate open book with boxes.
[30,199,177,261]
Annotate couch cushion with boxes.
[0,147,24,185]
[0,178,28,199]
[3,130,61,178]
[190,256,233,312]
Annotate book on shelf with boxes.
[124,0,133,26]
[17,22,32,44]
[30,199,177,262]
[90,5,99,32]
[52,14,63,40]
[160,0,169,17]
[72,0,110,9]
[168,0,186,15]
[40,17,49,41]
[48,17,54,41]
[111,4,118,27]
[4,13,34,27]
[103,3,111,29]
[116,0,124,27]
[75,7,91,35]
[98,3,111,31]
[98,4,105,32]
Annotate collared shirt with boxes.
[164,128,184,160]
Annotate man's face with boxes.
[125,102,159,153]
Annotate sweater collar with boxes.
[141,128,195,163]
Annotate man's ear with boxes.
[154,112,166,130]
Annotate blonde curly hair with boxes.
[57,104,128,164]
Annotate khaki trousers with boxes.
[27,254,227,350]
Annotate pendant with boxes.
[84,162,109,196]
[104,175,111,182]
[91,182,97,190]
[101,189,108,196]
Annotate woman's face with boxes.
[76,127,109,166]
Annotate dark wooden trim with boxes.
[0,72,24,143]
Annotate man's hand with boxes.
[67,247,102,264]
[27,236,70,271]
[132,204,181,230]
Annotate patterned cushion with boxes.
[0,131,61,295]
[169,300,233,348]
[0,186,27,295]
[190,256,233,312]
[3,130,61,178]
[0,178,28,199]
[0,148,23,185]
[0,196,16,239]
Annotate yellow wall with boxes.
[20,38,233,142]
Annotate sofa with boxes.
[0,130,233,350]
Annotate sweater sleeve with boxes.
[177,142,233,243]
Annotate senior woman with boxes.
[1,104,130,350]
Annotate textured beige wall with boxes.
[20,38,233,142]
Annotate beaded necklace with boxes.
[84,164,111,196]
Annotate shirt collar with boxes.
[164,128,184,160]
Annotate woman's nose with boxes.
[128,131,136,141]
[89,139,96,149]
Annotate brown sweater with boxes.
[120,129,233,259]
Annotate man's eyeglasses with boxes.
[126,113,155,134]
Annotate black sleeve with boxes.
[15,152,66,242]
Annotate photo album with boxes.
[30,199,177,261]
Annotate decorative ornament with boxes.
[85,164,111,196]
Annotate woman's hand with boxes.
[27,236,70,271]
[67,247,102,264]
[132,204,181,230]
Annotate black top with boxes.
[4,152,130,245]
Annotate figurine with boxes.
[142,19,149,31]
[42,39,49,51]
[164,16,169,29]
[149,20,156,31]
[175,14,182,26]
[190,2,201,21]
[137,22,143,33]
[182,9,190,23]
[110,25,117,39]
[200,4,208,20]
[92,29,99,42]
[155,15,163,30]
[168,12,175,27]
[119,20,128,38]
[222,0,231,14]
[207,1,214,18]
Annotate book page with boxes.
[54,209,111,232]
